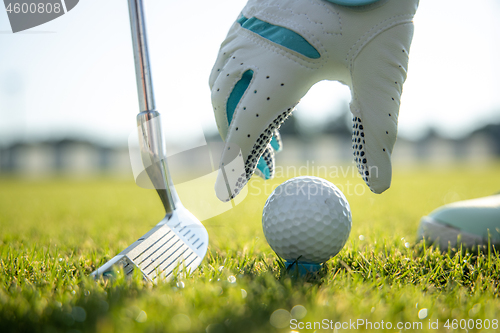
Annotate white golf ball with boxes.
[262,176,352,264]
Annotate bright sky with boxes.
[1,0,499,146]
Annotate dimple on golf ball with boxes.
[262,176,352,264]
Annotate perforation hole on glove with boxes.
[243,109,293,185]
[352,116,369,184]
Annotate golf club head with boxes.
[91,112,210,283]
[91,204,208,283]
[91,0,209,283]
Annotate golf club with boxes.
[91,0,209,283]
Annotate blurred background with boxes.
[0,0,499,178]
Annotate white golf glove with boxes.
[209,0,419,202]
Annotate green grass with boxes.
[1,163,500,333]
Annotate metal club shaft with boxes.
[128,0,177,215]
[128,0,155,113]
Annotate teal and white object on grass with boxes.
[418,194,500,250]
[262,176,352,273]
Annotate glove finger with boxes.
[209,51,231,93]
[254,144,275,180]
[349,22,414,194]
[209,19,243,90]
[212,54,314,201]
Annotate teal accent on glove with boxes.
[226,70,254,125]
[225,70,265,178]
[270,135,281,152]
[256,157,271,179]
[237,15,247,25]
[238,16,320,59]
[226,69,273,180]
[325,0,380,6]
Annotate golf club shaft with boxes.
[128,0,177,215]
[128,0,154,112]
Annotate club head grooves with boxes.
[91,207,208,283]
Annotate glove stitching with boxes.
[255,4,341,61]
[272,129,283,151]
[243,108,294,179]
[256,145,275,179]
[349,20,413,114]
[258,10,329,62]
[306,0,343,36]
[228,107,295,200]
[258,4,341,37]
[262,146,275,178]
[239,28,322,70]
[348,17,412,124]
[346,14,414,67]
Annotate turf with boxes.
[1,163,500,333]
